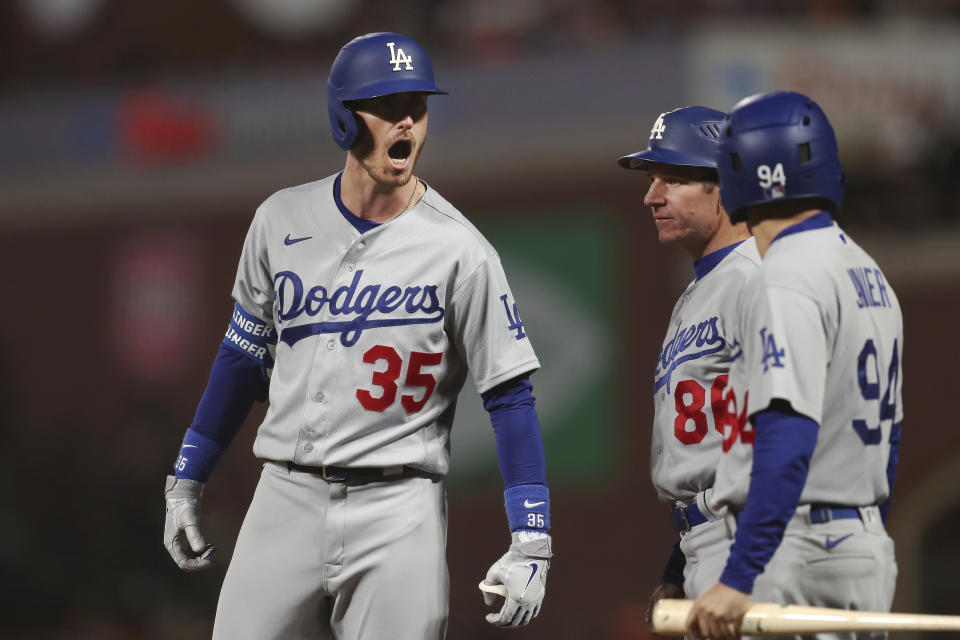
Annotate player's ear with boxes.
[711,184,724,216]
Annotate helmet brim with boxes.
[337,78,448,103]
[617,147,718,171]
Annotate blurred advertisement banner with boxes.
[0,40,682,223]
[688,21,960,171]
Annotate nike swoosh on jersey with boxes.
[825,533,854,549]
[284,234,312,246]
[523,500,545,508]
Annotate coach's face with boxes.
[351,92,428,188]
[643,163,723,257]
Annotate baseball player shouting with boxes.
[162,32,552,639]
[618,107,760,629]
[687,91,902,640]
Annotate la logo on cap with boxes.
[650,113,667,140]
[387,42,413,71]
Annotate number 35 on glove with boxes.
[480,531,552,627]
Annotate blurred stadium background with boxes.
[2,1,959,638]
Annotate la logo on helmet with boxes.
[387,42,414,71]
[650,113,666,140]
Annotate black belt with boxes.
[671,503,709,532]
[809,503,861,524]
[278,461,434,484]
[673,502,862,532]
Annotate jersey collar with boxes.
[334,172,381,235]
[693,239,746,281]
[769,210,834,247]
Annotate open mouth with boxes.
[388,140,412,169]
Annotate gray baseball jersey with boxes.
[712,217,904,513]
[706,217,901,633]
[651,238,761,504]
[213,174,540,639]
[232,173,540,474]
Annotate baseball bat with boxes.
[652,599,960,635]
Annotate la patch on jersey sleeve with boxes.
[744,286,828,423]
[448,255,540,394]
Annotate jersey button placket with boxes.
[321,259,353,583]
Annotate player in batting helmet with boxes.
[715,90,845,225]
[165,30,554,639]
[618,106,752,260]
[687,91,901,640]
[619,106,761,630]
[327,32,448,151]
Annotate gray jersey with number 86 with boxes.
[650,239,761,504]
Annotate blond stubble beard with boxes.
[353,131,426,190]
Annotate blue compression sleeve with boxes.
[174,342,268,481]
[191,342,268,438]
[880,421,901,524]
[481,374,547,487]
[662,539,686,590]
[719,405,818,594]
[482,373,550,531]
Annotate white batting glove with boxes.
[163,476,215,571]
[482,531,552,627]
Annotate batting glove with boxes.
[482,531,552,627]
[163,475,215,571]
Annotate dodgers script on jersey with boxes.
[651,238,761,504]
[231,174,540,475]
[712,218,904,511]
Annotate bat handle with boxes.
[652,599,694,636]
[478,581,508,599]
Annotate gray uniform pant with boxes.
[681,519,730,599]
[213,461,449,640]
[692,504,897,640]
[679,489,730,599]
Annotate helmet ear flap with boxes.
[328,100,358,150]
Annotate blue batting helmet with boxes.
[717,91,844,223]
[617,106,726,172]
[327,32,448,150]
